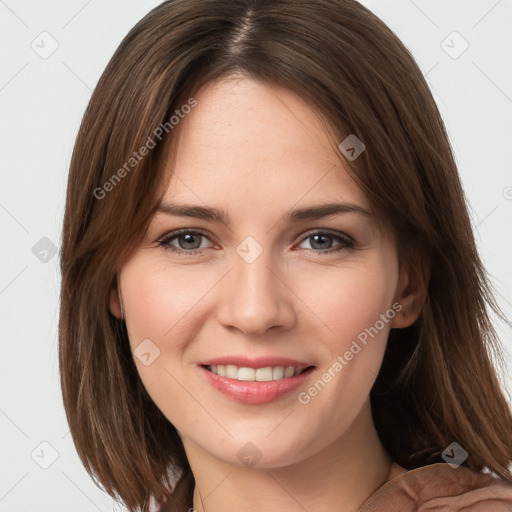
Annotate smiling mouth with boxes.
[203,364,315,382]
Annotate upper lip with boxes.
[199,356,315,372]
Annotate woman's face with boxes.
[110,75,412,468]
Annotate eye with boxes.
[158,229,214,254]
[297,230,354,254]
[158,229,355,255]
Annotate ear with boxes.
[109,277,123,319]
[391,261,429,329]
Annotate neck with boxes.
[185,400,393,512]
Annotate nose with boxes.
[216,247,297,337]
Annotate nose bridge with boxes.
[217,237,295,335]
[235,245,276,303]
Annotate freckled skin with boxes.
[109,75,422,512]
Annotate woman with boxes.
[59,1,512,510]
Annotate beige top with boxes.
[358,463,512,511]
[152,462,512,511]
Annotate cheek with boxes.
[119,259,215,348]
[290,259,398,421]
[293,258,398,352]
[118,258,224,421]
[118,259,210,426]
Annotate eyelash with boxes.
[157,228,355,255]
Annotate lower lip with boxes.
[200,366,314,405]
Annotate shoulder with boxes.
[359,463,512,511]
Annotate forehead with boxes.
[158,76,369,214]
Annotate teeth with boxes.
[284,367,295,378]
[226,365,238,379]
[272,366,284,380]
[238,367,255,381]
[208,364,303,381]
[255,367,273,381]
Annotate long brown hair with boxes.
[59,0,512,510]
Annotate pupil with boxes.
[181,234,200,249]
[312,234,331,249]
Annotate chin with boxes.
[202,425,323,469]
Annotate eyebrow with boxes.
[156,201,370,224]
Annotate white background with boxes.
[1,1,511,510]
